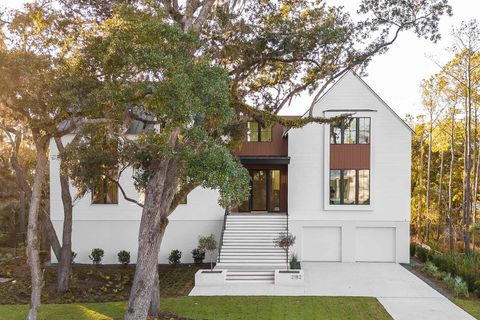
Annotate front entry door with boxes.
[239,169,281,212]
[251,170,267,211]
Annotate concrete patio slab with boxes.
[189,262,476,320]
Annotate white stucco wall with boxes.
[287,71,411,263]
[49,136,224,264]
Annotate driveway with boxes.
[190,262,475,320]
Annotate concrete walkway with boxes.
[189,262,475,320]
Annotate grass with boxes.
[0,296,392,320]
[454,298,480,319]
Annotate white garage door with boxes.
[302,227,341,261]
[355,227,396,262]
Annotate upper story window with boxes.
[92,171,118,204]
[247,121,272,142]
[330,117,370,144]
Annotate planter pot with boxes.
[274,269,304,286]
[194,269,226,286]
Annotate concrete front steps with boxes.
[216,214,288,283]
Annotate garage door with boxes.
[302,227,341,261]
[355,227,396,262]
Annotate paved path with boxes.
[190,262,475,320]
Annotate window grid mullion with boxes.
[340,169,344,205]
[355,170,359,205]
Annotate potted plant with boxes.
[274,232,296,270]
[290,254,301,270]
[194,234,225,286]
[274,233,303,286]
[198,234,217,271]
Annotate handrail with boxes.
[217,207,229,263]
[286,210,289,270]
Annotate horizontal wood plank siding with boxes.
[330,144,370,169]
[235,124,288,157]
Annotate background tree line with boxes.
[411,20,480,255]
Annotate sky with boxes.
[2,0,479,118]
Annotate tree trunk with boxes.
[17,190,27,241]
[417,134,425,238]
[26,138,49,320]
[464,65,472,255]
[425,114,433,241]
[436,150,444,240]
[448,111,455,253]
[148,240,164,317]
[40,211,61,261]
[125,156,179,320]
[54,138,74,293]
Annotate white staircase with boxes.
[215,214,288,283]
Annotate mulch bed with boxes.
[403,257,480,302]
[0,254,205,305]
[401,258,453,299]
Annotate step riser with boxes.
[219,214,288,269]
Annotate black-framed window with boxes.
[330,117,370,144]
[329,169,370,205]
[247,121,272,142]
[239,169,281,212]
[92,174,118,204]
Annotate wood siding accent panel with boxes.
[330,144,370,169]
[235,124,288,157]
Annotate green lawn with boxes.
[0,296,392,320]
[454,299,480,319]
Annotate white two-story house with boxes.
[49,70,411,282]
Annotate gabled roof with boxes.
[317,70,414,134]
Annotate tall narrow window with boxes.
[358,118,371,144]
[329,169,370,205]
[329,170,341,204]
[343,119,357,144]
[269,170,281,211]
[342,170,356,204]
[92,173,118,204]
[247,122,259,142]
[260,125,272,142]
[358,170,370,204]
[330,122,342,144]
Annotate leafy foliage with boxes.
[117,250,130,266]
[198,234,217,270]
[274,232,296,252]
[168,250,182,266]
[59,6,251,208]
[289,254,301,270]
[191,249,205,265]
[89,248,105,265]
